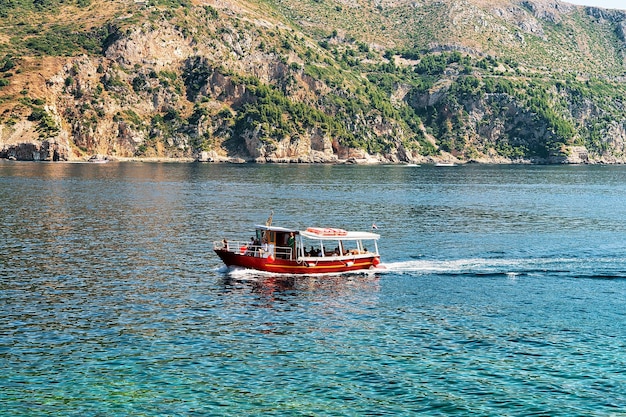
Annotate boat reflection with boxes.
[218,270,382,306]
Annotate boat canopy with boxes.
[300,227,379,241]
[255,225,380,241]
[255,225,299,233]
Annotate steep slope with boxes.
[1,0,626,163]
[266,0,626,76]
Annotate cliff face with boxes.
[2,0,626,163]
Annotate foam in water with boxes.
[382,257,626,279]
[382,258,528,275]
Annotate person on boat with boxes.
[260,239,273,258]
[252,237,261,256]
[222,239,229,251]
[287,232,296,259]
[245,237,255,256]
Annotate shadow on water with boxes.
[215,269,383,307]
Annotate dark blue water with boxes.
[2,161,626,415]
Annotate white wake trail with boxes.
[380,258,551,276]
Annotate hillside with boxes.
[1,0,626,163]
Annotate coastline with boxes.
[92,154,621,165]
[2,147,623,165]
[2,155,622,165]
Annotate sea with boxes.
[2,161,626,416]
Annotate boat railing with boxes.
[213,240,293,259]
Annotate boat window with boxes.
[260,231,275,244]
[298,234,379,258]
[325,241,341,256]
[341,240,363,255]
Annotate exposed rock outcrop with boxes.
[3,0,626,164]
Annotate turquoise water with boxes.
[2,162,626,415]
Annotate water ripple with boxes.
[3,162,626,415]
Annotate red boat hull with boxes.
[215,249,381,274]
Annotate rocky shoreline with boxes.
[0,140,619,165]
[2,153,623,165]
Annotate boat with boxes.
[214,224,383,274]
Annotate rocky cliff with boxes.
[1,0,626,163]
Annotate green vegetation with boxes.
[0,0,89,16]
[233,81,342,143]
[25,100,59,137]
[23,24,109,56]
